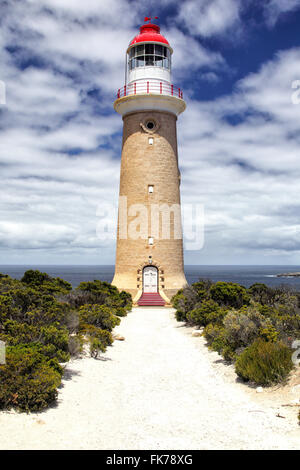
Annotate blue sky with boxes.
[1,0,300,265]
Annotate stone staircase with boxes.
[137,292,165,306]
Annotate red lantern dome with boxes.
[129,23,170,47]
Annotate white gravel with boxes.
[0,307,299,450]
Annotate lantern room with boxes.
[126,22,172,86]
[128,44,171,70]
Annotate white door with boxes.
[143,266,158,293]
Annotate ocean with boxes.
[1,265,300,290]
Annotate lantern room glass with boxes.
[128,44,171,71]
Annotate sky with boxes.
[1,0,300,265]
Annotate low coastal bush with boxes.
[222,306,266,349]
[21,269,72,295]
[172,284,204,322]
[173,280,299,386]
[203,324,235,361]
[0,270,131,412]
[79,304,120,332]
[87,329,113,358]
[78,304,117,357]
[0,345,63,412]
[210,282,250,309]
[235,339,294,386]
[187,300,226,327]
[63,280,132,317]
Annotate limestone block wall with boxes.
[112,109,187,301]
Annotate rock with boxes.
[256,387,263,393]
[114,334,125,341]
[277,272,300,277]
[192,330,203,337]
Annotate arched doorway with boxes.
[143,266,158,293]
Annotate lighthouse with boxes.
[112,19,187,306]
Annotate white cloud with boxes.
[166,27,225,75]
[176,0,300,39]
[178,0,242,37]
[264,0,300,27]
[178,47,300,262]
[32,0,138,24]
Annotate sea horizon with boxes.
[1,264,300,289]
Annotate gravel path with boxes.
[0,307,299,449]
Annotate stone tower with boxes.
[112,19,187,305]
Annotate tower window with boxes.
[146,120,155,130]
[148,185,154,193]
[148,137,154,145]
[148,237,154,245]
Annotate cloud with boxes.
[175,0,300,40]
[166,27,225,74]
[178,47,300,262]
[177,0,242,38]
[264,0,300,27]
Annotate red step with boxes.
[138,292,165,306]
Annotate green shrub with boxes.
[203,305,280,362]
[0,286,72,328]
[0,271,126,411]
[273,312,300,340]
[174,305,188,322]
[79,304,120,332]
[223,306,265,350]
[21,270,72,295]
[65,281,132,313]
[79,303,115,357]
[248,283,274,305]
[0,274,22,294]
[89,332,113,358]
[247,283,297,307]
[90,338,105,358]
[0,320,70,362]
[172,286,199,322]
[257,304,276,317]
[203,324,236,361]
[119,290,133,311]
[172,279,299,388]
[210,282,250,309]
[0,346,62,412]
[113,307,128,317]
[187,300,225,327]
[256,302,300,341]
[259,322,278,343]
[235,339,294,386]
[191,279,212,301]
[204,323,226,349]
[21,270,52,286]
[82,325,113,357]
